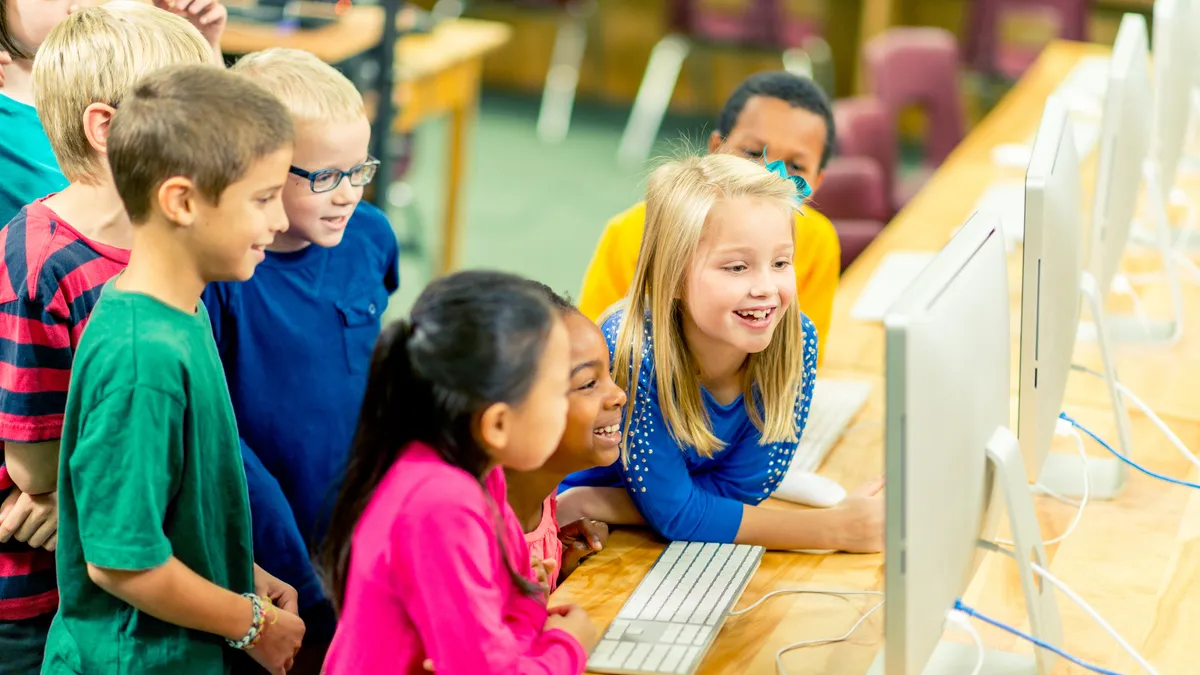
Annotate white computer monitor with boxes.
[871,213,1060,675]
[1151,0,1193,205]
[1017,95,1084,483]
[1090,13,1152,299]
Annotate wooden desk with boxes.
[554,41,1200,674]
[390,18,511,275]
[223,13,512,276]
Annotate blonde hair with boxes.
[613,153,808,459]
[231,48,365,124]
[32,1,212,185]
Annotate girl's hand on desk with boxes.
[545,603,598,652]
[832,478,885,554]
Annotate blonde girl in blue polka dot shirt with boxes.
[559,154,884,553]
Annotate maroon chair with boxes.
[964,0,1089,80]
[811,157,889,270]
[864,27,966,209]
[833,96,897,218]
[617,0,832,166]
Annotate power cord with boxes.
[998,418,1090,547]
[1071,364,1200,475]
[1060,412,1200,490]
[729,588,884,674]
[977,539,1159,675]
[944,609,984,675]
[952,599,1127,675]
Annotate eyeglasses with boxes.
[289,157,380,193]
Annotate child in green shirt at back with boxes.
[44,64,304,675]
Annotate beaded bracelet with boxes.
[226,593,266,650]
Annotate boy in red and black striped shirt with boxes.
[0,3,224,671]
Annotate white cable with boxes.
[1111,274,1151,328]
[729,588,885,675]
[1029,561,1159,675]
[730,587,882,616]
[1071,364,1200,476]
[946,609,985,675]
[980,540,1160,675]
[999,422,1089,547]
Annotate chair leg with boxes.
[536,0,594,143]
[617,33,690,168]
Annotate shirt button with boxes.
[368,303,377,315]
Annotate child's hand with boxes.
[154,0,227,51]
[0,489,59,551]
[253,564,300,613]
[529,555,557,596]
[544,604,597,652]
[0,51,10,89]
[249,599,305,675]
[559,517,608,555]
[831,478,884,554]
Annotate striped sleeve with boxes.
[0,233,75,443]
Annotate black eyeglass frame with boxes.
[288,157,381,193]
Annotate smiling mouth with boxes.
[593,423,621,441]
[734,308,775,326]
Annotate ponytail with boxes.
[321,272,563,614]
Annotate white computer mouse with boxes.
[773,469,847,508]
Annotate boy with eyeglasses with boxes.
[200,48,399,675]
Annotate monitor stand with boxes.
[1044,272,1134,501]
[1079,161,1184,347]
[867,428,1062,675]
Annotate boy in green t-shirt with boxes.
[44,64,304,675]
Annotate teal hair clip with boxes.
[762,150,812,201]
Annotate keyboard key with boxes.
[691,626,713,646]
[661,623,682,644]
[626,643,653,669]
[642,644,670,671]
[658,645,689,673]
[605,620,629,640]
[678,625,699,645]
[611,642,635,668]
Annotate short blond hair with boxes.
[231,48,365,124]
[32,1,212,184]
[614,153,807,459]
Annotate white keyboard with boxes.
[787,379,872,476]
[850,251,937,322]
[587,542,764,675]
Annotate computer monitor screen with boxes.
[1151,0,1192,202]
[1017,95,1084,482]
[1090,12,1152,296]
[881,213,1010,675]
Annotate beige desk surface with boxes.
[553,41,1200,675]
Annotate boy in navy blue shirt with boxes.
[200,47,399,673]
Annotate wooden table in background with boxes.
[554,41,1200,674]
[222,13,512,276]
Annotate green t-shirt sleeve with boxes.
[69,385,184,571]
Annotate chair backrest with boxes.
[865,27,965,167]
[963,0,1089,77]
[811,156,890,222]
[668,0,820,47]
[833,96,897,213]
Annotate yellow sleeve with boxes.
[578,203,646,322]
[794,208,841,365]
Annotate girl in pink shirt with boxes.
[506,285,626,593]
[320,271,597,675]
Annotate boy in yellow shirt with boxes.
[579,71,841,360]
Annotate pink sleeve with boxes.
[397,501,587,675]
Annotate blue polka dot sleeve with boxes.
[602,312,820,544]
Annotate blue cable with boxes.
[1058,412,1200,490]
[953,599,1126,675]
